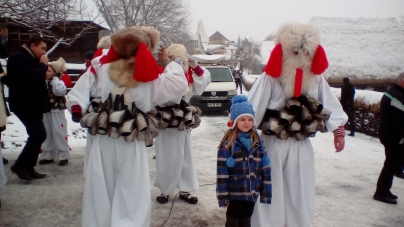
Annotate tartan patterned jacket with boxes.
[216,139,272,207]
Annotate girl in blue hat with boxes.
[216,95,272,227]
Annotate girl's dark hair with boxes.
[219,127,259,150]
[26,35,46,47]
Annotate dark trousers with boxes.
[236,82,242,94]
[376,143,404,195]
[344,110,355,133]
[226,200,255,227]
[13,111,46,170]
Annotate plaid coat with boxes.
[216,139,272,207]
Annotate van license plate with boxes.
[207,103,222,107]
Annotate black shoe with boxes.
[38,159,54,165]
[179,192,198,204]
[347,133,355,137]
[373,193,397,204]
[58,159,68,166]
[156,194,169,204]
[10,164,33,181]
[27,168,48,179]
[395,172,404,179]
[388,191,398,200]
[2,157,8,165]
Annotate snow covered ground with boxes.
[0,106,403,226]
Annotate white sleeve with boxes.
[66,70,95,115]
[51,78,67,96]
[317,76,348,132]
[150,62,189,106]
[247,73,274,127]
[190,66,211,95]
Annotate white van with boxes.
[189,55,237,112]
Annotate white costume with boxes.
[73,58,188,226]
[66,49,108,176]
[248,22,348,227]
[40,78,70,161]
[154,68,211,195]
[248,75,347,227]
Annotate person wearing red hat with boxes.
[153,44,211,205]
[67,36,110,177]
[68,27,189,227]
[247,22,347,227]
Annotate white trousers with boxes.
[0,147,6,196]
[83,132,94,177]
[153,128,199,195]
[82,135,151,227]
[40,111,70,161]
[251,135,315,227]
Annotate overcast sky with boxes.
[187,0,404,41]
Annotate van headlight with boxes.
[228,90,237,95]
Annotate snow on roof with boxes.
[260,41,275,64]
[330,87,383,106]
[192,54,225,64]
[310,17,404,84]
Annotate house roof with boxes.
[310,17,404,84]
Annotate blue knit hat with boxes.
[228,95,256,129]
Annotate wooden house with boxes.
[0,18,109,63]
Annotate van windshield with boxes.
[206,68,233,82]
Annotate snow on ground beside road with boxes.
[1,110,404,226]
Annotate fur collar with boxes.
[108,58,140,88]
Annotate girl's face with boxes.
[46,66,55,79]
[236,116,254,133]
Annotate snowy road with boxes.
[1,111,403,226]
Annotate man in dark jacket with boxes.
[3,36,49,181]
[374,73,404,204]
[233,70,243,94]
[340,77,355,136]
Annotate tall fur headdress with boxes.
[263,22,328,98]
[99,26,162,86]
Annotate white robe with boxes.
[154,68,211,195]
[67,50,107,176]
[247,74,348,227]
[75,61,188,227]
[40,78,70,161]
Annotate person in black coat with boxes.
[233,70,243,94]
[340,77,355,136]
[374,73,404,204]
[2,36,49,181]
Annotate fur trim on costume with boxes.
[111,26,159,58]
[141,26,160,52]
[97,36,111,49]
[166,44,189,73]
[265,22,328,98]
[108,58,140,88]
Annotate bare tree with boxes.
[264,33,276,41]
[0,0,100,54]
[236,38,263,74]
[94,0,192,46]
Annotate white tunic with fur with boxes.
[79,61,188,227]
[40,78,70,161]
[248,74,347,227]
[154,68,211,195]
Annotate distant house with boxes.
[310,17,404,92]
[0,18,109,63]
